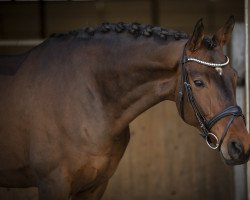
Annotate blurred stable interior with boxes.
[0,0,247,200]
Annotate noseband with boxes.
[178,45,245,150]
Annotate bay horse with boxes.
[0,16,249,200]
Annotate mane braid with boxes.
[50,22,189,41]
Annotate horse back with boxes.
[0,53,29,76]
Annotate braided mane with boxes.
[50,22,189,41]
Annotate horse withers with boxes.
[0,16,249,199]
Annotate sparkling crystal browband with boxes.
[186,56,229,68]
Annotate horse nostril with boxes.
[228,139,244,160]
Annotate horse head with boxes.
[177,16,250,165]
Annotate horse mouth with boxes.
[224,158,248,166]
[220,152,250,166]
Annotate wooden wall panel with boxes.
[102,101,234,200]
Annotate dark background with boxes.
[0,1,245,200]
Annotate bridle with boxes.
[178,44,245,150]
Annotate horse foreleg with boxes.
[70,127,130,200]
[70,181,108,200]
[37,166,71,200]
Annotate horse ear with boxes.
[186,18,204,52]
[212,15,235,47]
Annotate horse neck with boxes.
[85,36,187,134]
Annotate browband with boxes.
[186,56,229,68]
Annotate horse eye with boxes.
[194,80,205,87]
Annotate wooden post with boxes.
[39,0,46,38]
[151,0,159,26]
[95,0,106,24]
[245,0,250,199]
[232,23,247,200]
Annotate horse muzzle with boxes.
[222,139,250,165]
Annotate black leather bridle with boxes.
[178,45,245,150]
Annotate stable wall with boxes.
[0,1,244,199]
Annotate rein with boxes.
[178,44,245,150]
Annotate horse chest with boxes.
[70,129,130,194]
[70,148,122,194]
